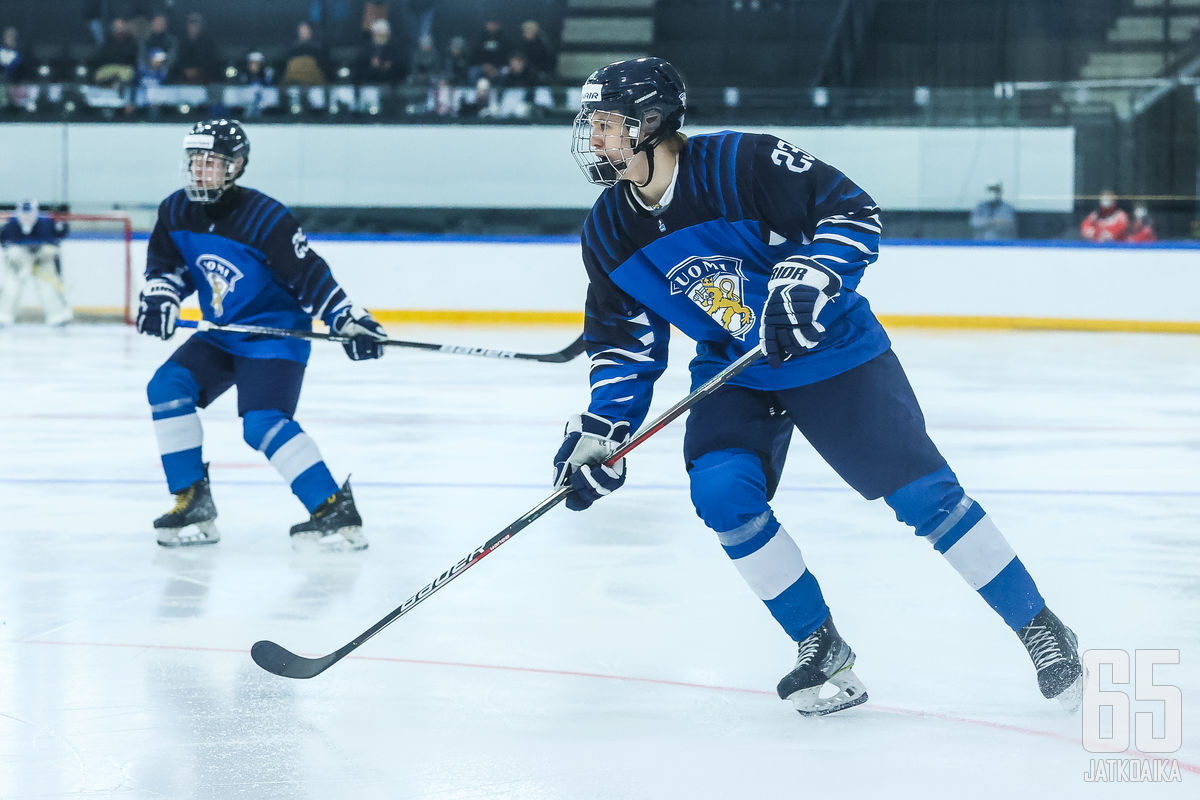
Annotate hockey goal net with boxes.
[1,211,138,324]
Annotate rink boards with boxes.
[50,235,1200,332]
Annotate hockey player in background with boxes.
[0,199,73,326]
[138,119,388,552]
[553,57,1083,715]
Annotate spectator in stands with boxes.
[174,12,221,85]
[236,51,275,119]
[0,26,26,82]
[968,182,1017,241]
[93,17,139,85]
[497,51,540,90]
[1127,204,1157,243]
[240,51,275,87]
[362,1,390,40]
[84,0,105,46]
[140,14,178,75]
[403,0,437,47]
[518,20,555,80]
[354,18,407,85]
[494,51,543,118]
[408,34,441,87]
[443,35,470,85]
[135,47,169,107]
[469,18,509,83]
[1080,189,1129,243]
[458,75,495,118]
[283,20,331,85]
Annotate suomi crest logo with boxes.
[667,255,756,340]
[197,253,244,318]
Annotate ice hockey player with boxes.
[138,119,387,552]
[0,199,73,326]
[553,57,1083,715]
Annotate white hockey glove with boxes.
[136,278,182,340]
[330,307,388,360]
[552,412,631,511]
[759,258,842,368]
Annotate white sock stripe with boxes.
[715,510,772,548]
[150,397,193,414]
[924,496,975,546]
[941,514,1017,590]
[729,526,808,601]
[153,412,202,455]
[257,419,288,453]
[268,433,325,484]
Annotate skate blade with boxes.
[156,520,220,547]
[786,668,869,717]
[290,525,369,553]
[1053,666,1087,713]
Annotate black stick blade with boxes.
[547,335,587,363]
[251,640,337,679]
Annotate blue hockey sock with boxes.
[243,410,339,512]
[147,362,204,492]
[718,512,830,640]
[924,499,1044,630]
[691,450,829,640]
[886,466,1044,630]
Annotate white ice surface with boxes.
[1,321,1197,799]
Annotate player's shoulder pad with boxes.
[234,187,296,245]
[581,186,629,271]
[684,130,747,164]
[158,189,190,225]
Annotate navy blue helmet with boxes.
[571,57,688,187]
[182,119,250,202]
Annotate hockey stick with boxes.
[250,344,765,679]
[175,318,585,363]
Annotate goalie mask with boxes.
[182,119,251,203]
[15,198,39,235]
[571,56,687,188]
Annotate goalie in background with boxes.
[0,199,73,326]
[138,119,388,552]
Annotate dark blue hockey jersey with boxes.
[1,216,68,247]
[145,186,351,363]
[580,131,892,430]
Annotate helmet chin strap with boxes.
[629,141,658,188]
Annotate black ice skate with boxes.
[289,478,368,552]
[155,465,219,547]
[1018,606,1084,711]
[777,614,869,716]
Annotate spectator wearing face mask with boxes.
[1080,190,1129,243]
[1127,204,1157,243]
[968,182,1017,241]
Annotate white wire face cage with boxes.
[571,109,643,188]
[182,150,240,203]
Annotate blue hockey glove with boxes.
[331,307,388,360]
[759,258,842,368]
[552,412,631,511]
[136,279,181,340]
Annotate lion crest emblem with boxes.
[198,253,244,318]
[667,255,756,340]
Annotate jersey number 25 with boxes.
[771,141,815,174]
